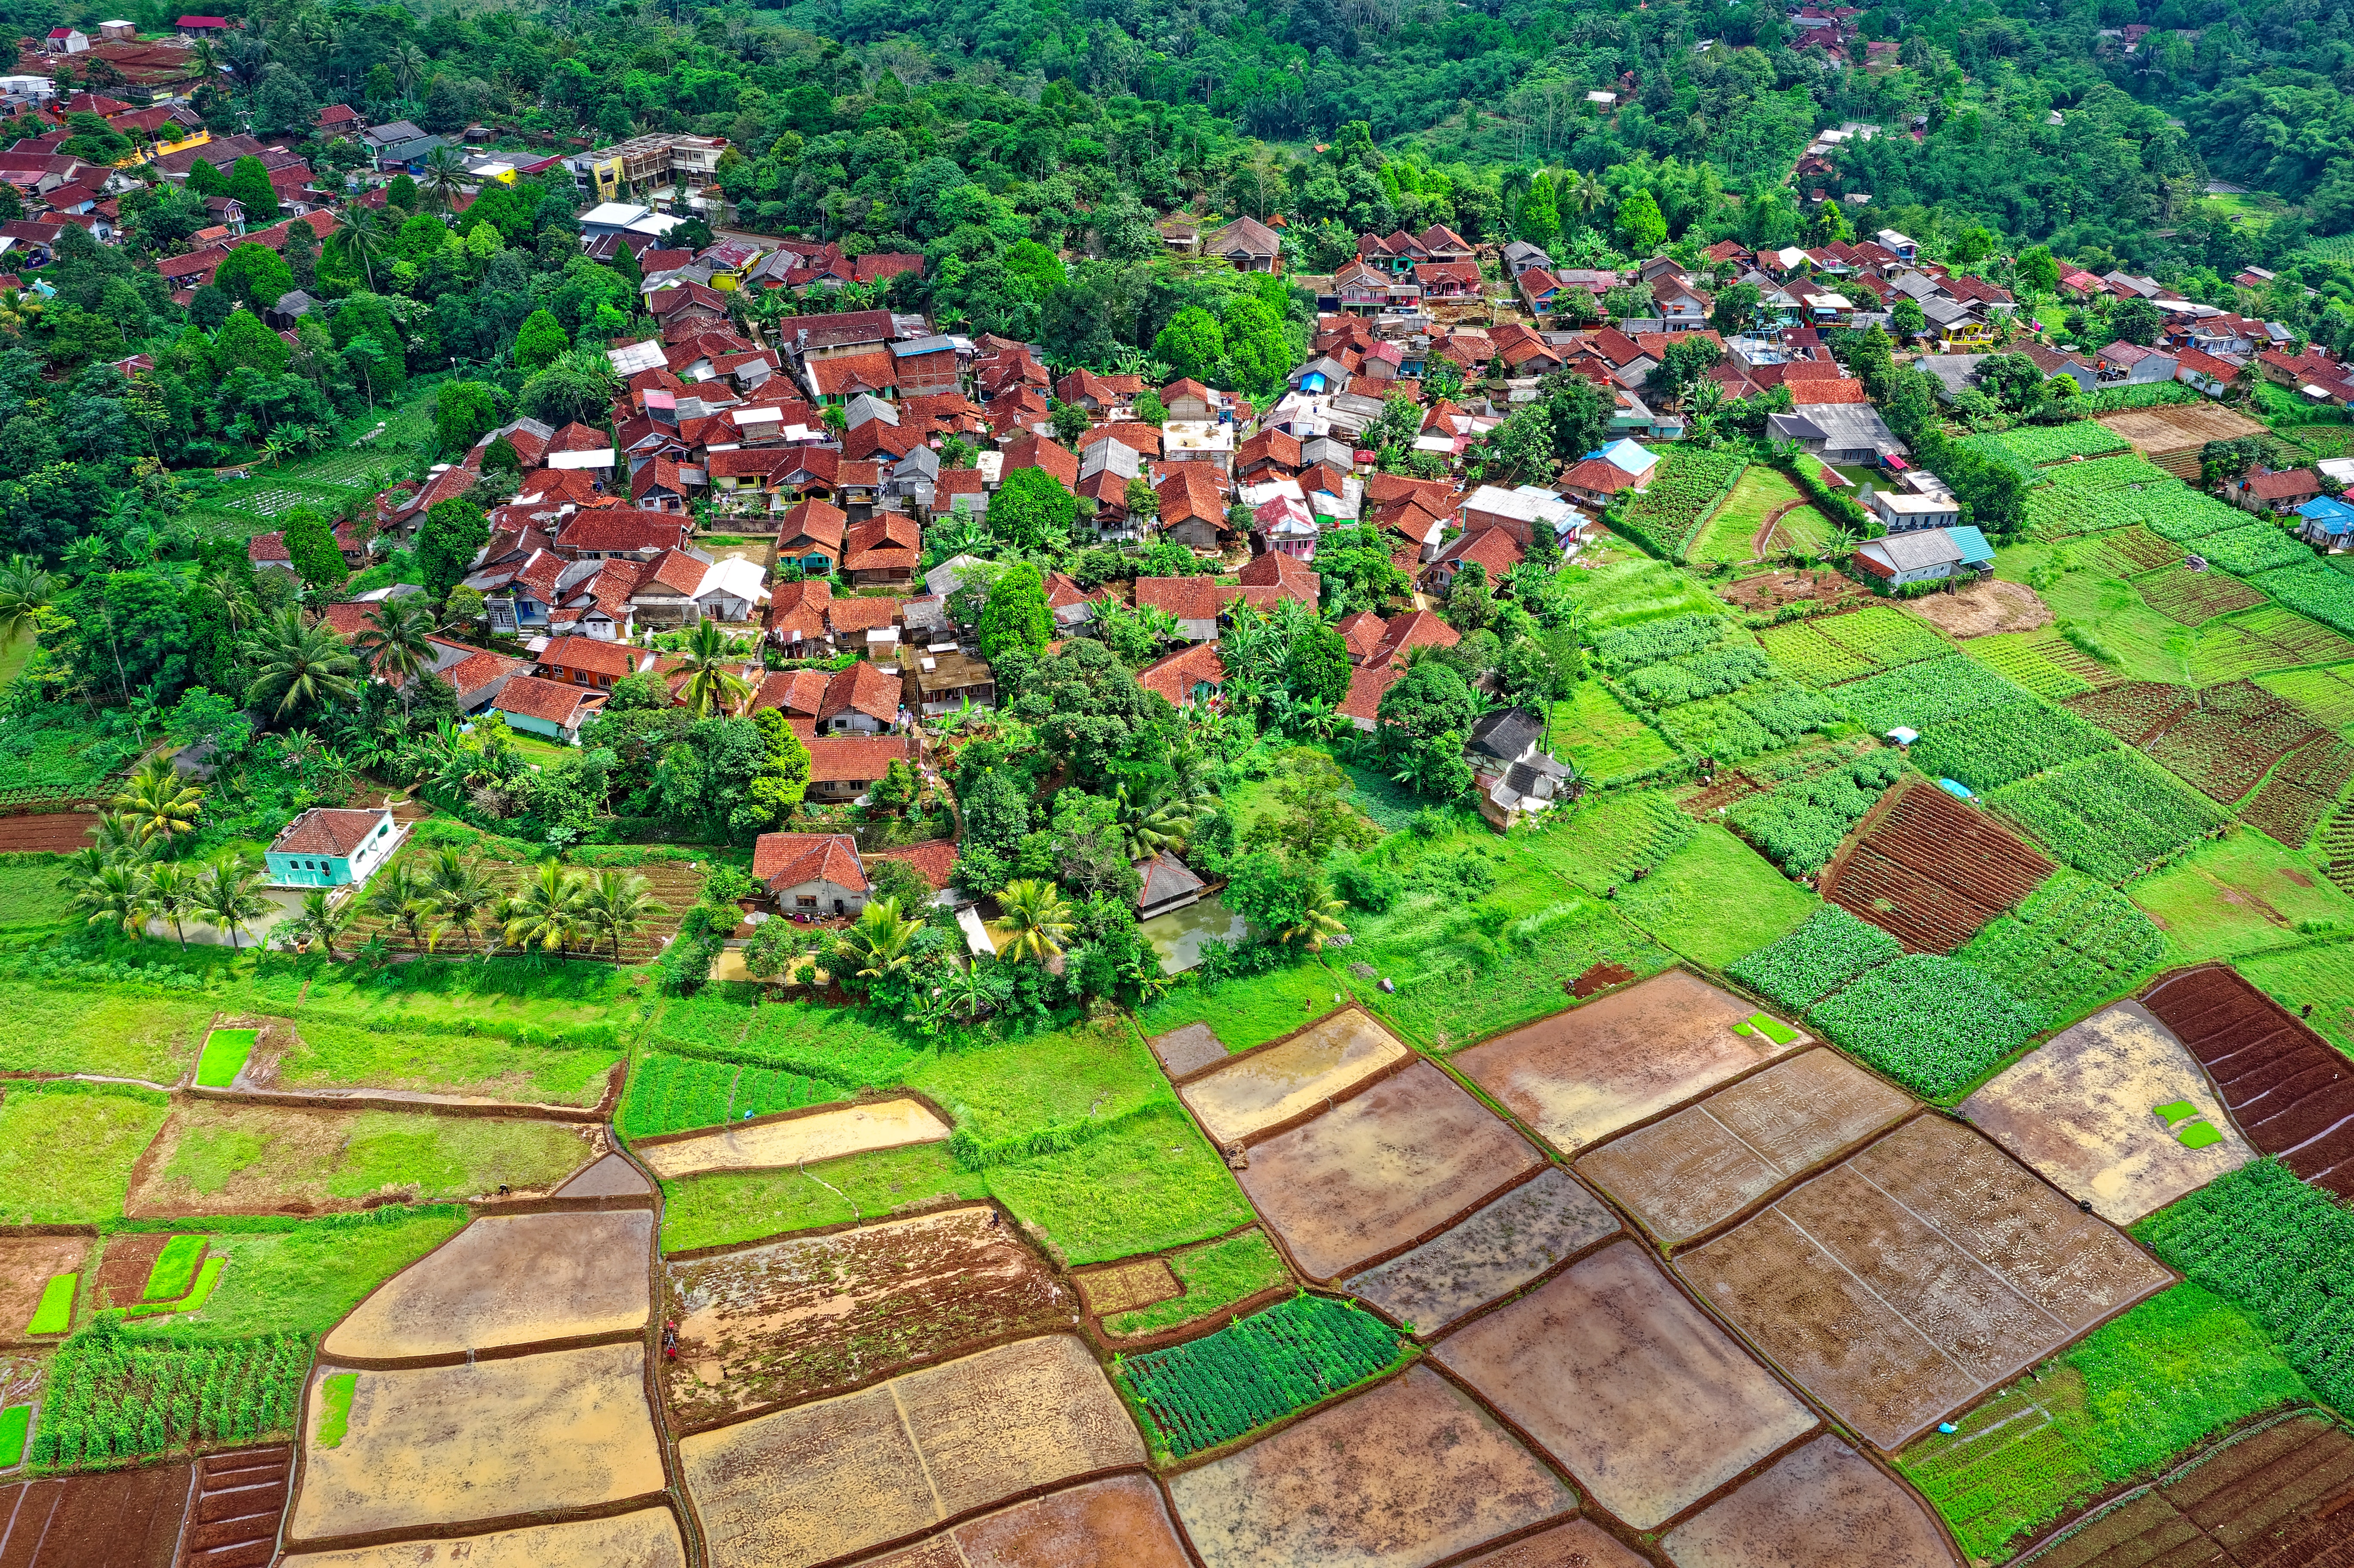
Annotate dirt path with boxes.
[1750,499,1807,560]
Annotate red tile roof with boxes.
[1786,378,1871,404]
[494,673,592,728]
[1370,610,1459,669]
[1137,641,1226,705]
[1338,662,1403,725]
[753,830,868,893]
[1155,464,1227,526]
[821,659,903,724]
[778,498,848,550]
[271,806,387,857]
[538,635,639,681]
[554,510,687,556]
[808,352,897,398]
[1235,549,1320,603]
[1133,577,1233,621]
[1002,432,1079,489]
[827,595,903,635]
[843,514,920,574]
[751,668,830,717]
[804,734,914,783]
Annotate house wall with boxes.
[504,709,579,743]
[266,816,398,888]
[773,875,866,915]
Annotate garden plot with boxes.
[1178,1008,1410,1146]
[661,1204,1068,1428]
[1965,633,2108,701]
[1657,1434,1955,1568]
[290,1343,665,1543]
[130,1102,597,1216]
[282,1508,687,1567]
[679,1335,1143,1568]
[0,1236,85,1341]
[1236,1059,1546,1282]
[2067,680,2196,745]
[1343,1167,1620,1337]
[869,1476,1193,1568]
[90,1231,172,1311]
[1960,1002,2254,1225]
[177,1445,293,1568]
[1435,1237,1815,1530]
[2259,663,2354,733]
[1167,1365,1575,1568]
[0,1461,191,1566]
[323,1210,652,1360]
[1146,1021,1230,1080]
[1096,1229,1292,1339]
[2141,963,2354,1193]
[1454,971,1806,1156]
[634,1098,950,1178]
[2018,1412,2354,1568]
[2240,734,2354,848]
[555,1151,652,1198]
[2136,566,2267,625]
[1821,780,2055,954]
[1117,1293,1404,1459]
[1678,1117,2173,1451]
[1575,1049,1915,1248]
[1455,1521,1651,1566]
[2145,680,2324,806]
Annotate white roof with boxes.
[545,448,615,470]
[974,451,1003,484]
[701,556,770,605]
[1597,438,1658,475]
[1877,228,1916,248]
[607,339,666,376]
[1872,491,1951,513]
[2319,457,2354,486]
[581,201,650,227]
[625,212,685,239]
[1412,434,1456,453]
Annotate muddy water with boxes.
[1139,896,1246,973]
[1179,1008,1409,1147]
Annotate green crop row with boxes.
[2250,562,2354,641]
[1612,448,1749,562]
[1591,611,1736,675]
[1806,953,2046,1101]
[1728,752,1905,877]
[1831,655,2024,736]
[1725,905,1903,1011]
[1990,750,2230,884]
[1954,871,2166,1022]
[1618,644,1775,709]
[1908,698,2119,793]
[1986,423,2132,465]
[2196,523,2314,576]
[1116,1294,1402,1459]
[31,1322,310,1470]
[615,1051,843,1140]
[143,1237,205,1304]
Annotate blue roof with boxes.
[2297,496,2354,523]
[1946,524,1995,563]
[1598,438,1657,473]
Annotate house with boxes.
[176,15,232,36]
[265,806,399,890]
[246,531,297,577]
[803,734,915,803]
[2099,341,2177,383]
[2174,346,2244,399]
[632,551,768,627]
[2297,495,2354,551]
[1853,528,1965,589]
[900,644,996,717]
[1137,852,1208,920]
[753,831,869,916]
[817,658,904,734]
[1460,484,1579,547]
[1866,487,1959,532]
[1132,577,1232,643]
[1155,464,1228,552]
[1463,707,1573,832]
[2021,342,2100,393]
[841,513,921,587]
[537,635,647,693]
[1501,240,1552,278]
[1205,216,1281,273]
[43,28,87,53]
[2239,467,2322,514]
[436,646,528,712]
[1137,641,1226,709]
[775,498,847,576]
[493,673,600,744]
[1426,525,1524,595]
[1766,404,1906,464]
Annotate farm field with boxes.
[1547,679,1677,783]
[1820,778,2056,954]
[1661,1434,1955,1568]
[323,1210,651,1359]
[2126,828,2354,964]
[1342,1165,1619,1337]
[1688,464,1802,566]
[2141,965,2354,1193]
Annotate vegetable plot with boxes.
[1726,906,1903,1012]
[1990,750,2231,884]
[1908,699,2117,793]
[1954,871,2166,1021]
[1728,753,1905,877]
[32,1323,311,1467]
[1612,449,1747,562]
[1806,954,2045,1101]
[1116,1293,1403,1459]
[1829,656,2021,735]
[1986,423,2131,466]
[2250,563,2354,641]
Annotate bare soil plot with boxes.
[0,1460,190,1566]
[1456,970,1803,1156]
[1073,1256,1180,1316]
[2142,964,2354,1194]
[1435,1238,1816,1531]
[1960,1001,2255,1225]
[281,1508,688,1567]
[1167,1365,1576,1568]
[91,1231,171,1311]
[635,1098,949,1179]
[1658,1434,1956,1568]
[1147,1022,1229,1080]
[2147,681,2324,807]
[2020,1411,2354,1567]
[680,1335,1143,1568]
[1576,1049,1915,1248]
[1342,1166,1619,1337]
[2097,404,2267,458]
[0,1235,86,1342]
[0,811,102,853]
[178,1445,290,1568]
[660,1205,1069,1428]
[924,1475,1193,1568]
[290,1342,665,1543]
[1178,1008,1410,1147]
[1823,781,2055,954]
[323,1210,652,1360]
[1237,1060,1544,1282]
[555,1151,652,1198]
[2239,734,2354,849]
[1677,1117,2173,1451]
[1455,1520,1653,1566]
[1907,578,2055,639]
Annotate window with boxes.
[795,895,817,909]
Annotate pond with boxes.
[1141,896,1247,973]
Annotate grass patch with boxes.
[647,991,927,1089]
[615,1052,843,1140]
[0,856,73,933]
[0,1083,170,1224]
[1556,554,1729,627]
[1115,1294,1405,1461]
[2005,545,2196,687]
[1689,466,1803,567]
[142,1236,205,1302]
[271,1017,619,1108]
[148,1103,590,1210]
[1609,823,1818,969]
[2238,940,2354,1061]
[660,1142,989,1253]
[1105,1229,1290,1337]
[908,1020,1172,1157]
[0,984,219,1082]
[987,1102,1255,1265]
[0,1403,25,1467]
[315,1372,356,1448]
[1531,789,1696,895]
[2124,828,2354,964]
[124,1208,467,1342]
[25,1273,73,1335]
[193,1029,257,1089]
[1137,960,1348,1054]
[1548,682,1677,784]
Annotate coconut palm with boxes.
[193,857,271,951]
[109,757,206,847]
[1279,877,1348,952]
[289,887,357,958]
[0,554,53,650]
[73,863,149,939]
[326,203,390,291]
[987,879,1075,965]
[418,144,467,214]
[243,607,361,719]
[834,897,922,991]
[423,849,501,955]
[389,42,428,96]
[354,595,439,697]
[501,861,588,956]
[578,868,668,965]
[143,860,196,949]
[676,619,752,719]
[1112,782,1201,860]
[361,857,433,950]
[201,566,254,640]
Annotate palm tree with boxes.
[362,858,433,951]
[73,863,149,939]
[502,861,588,957]
[60,535,113,581]
[202,566,254,640]
[1280,877,1349,951]
[109,757,205,847]
[326,204,390,291]
[389,42,428,97]
[423,849,501,955]
[579,869,668,964]
[143,860,196,949]
[243,607,361,719]
[676,619,751,718]
[835,897,922,991]
[354,595,438,699]
[0,555,52,650]
[418,144,467,214]
[1112,783,1200,860]
[987,879,1075,965]
[290,887,357,958]
[193,858,271,951]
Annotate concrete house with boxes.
[1854,529,1965,589]
[492,673,600,744]
[753,831,869,916]
[265,806,399,890]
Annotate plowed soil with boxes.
[2068,681,2197,746]
[323,1210,653,1360]
[2142,964,2354,1194]
[1167,1365,1576,1568]
[1072,1257,1180,1316]
[290,1344,666,1543]
[1236,1059,1544,1282]
[90,1231,172,1311]
[554,1153,652,1198]
[0,1235,87,1342]
[1455,971,1800,1156]
[1822,781,2055,953]
[2096,404,2267,457]
[280,1509,688,1567]
[1178,1008,1410,1147]
[1576,1049,1915,1248]
[1434,1239,1817,1531]
[1907,578,2054,639]
[1960,1001,2254,1225]
[2021,1412,2354,1567]
[1456,1520,1652,1566]
[0,812,102,853]
[0,1461,190,1566]
[1343,1167,1619,1338]
[635,1098,950,1179]
[661,1205,1071,1427]
[1677,1117,2173,1451]
[867,1476,1194,1568]
[679,1335,1143,1568]
[1658,1434,1957,1568]
[1146,1023,1229,1080]
[178,1445,290,1568]
[2240,735,2354,850]
[2147,681,2323,806]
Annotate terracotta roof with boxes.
[869,838,957,890]
[494,673,592,727]
[1002,432,1079,489]
[1235,428,1303,473]
[1557,458,1642,494]
[2246,469,2320,499]
[2175,346,2244,382]
[1133,576,1233,620]
[271,807,386,857]
[440,649,525,698]
[554,510,687,556]
[1338,662,1403,724]
[767,577,833,640]
[753,831,868,894]
[808,352,897,398]
[636,549,712,598]
[1137,641,1227,704]
[1235,549,1320,602]
[1786,378,1872,404]
[1334,611,1388,661]
[539,635,639,680]
[1155,464,1227,526]
[1371,610,1460,669]
[751,667,830,717]
[843,514,920,573]
[820,659,903,724]
[778,498,848,549]
[247,531,290,564]
[1083,422,1163,457]
[803,734,914,783]
[1435,526,1525,576]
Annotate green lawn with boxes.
[244,952,641,1041]
[271,1017,621,1107]
[502,731,577,766]
[660,1142,988,1252]
[1549,682,1677,785]
[149,1104,590,1210]
[1609,823,1819,969]
[906,1020,1174,1153]
[1136,960,1349,1054]
[0,1084,171,1224]
[1999,544,2194,687]
[1688,466,1805,568]
[122,1210,469,1342]
[194,1029,257,1089]
[0,983,218,1082]
[985,1102,1255,1265]
[1556,554,1729,627]
[1105,1229,1289,1336]
[0,857,70,935]
[2126,828,2354,965]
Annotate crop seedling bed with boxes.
[191,1029,258,1090]
[326,1209,651,1360]
[32,1326,309,1468]
[1116,1294,1403,1459]
[91,1233,171,1311]
[1990,423,2134,465]
[25,1273,72,1336]
[1660,1434,1954,1568]
[1612,447,1747,560]
[2251,561,2354,641]
[2064,680,2196,744]
[2136,566,2269,625]
[1102,1229,1289,1338]
[1821,780,2055,955]
[1806,952,2045,1101]
[141,1236,205,1303]
[661,1206,1065,1427]
[2259,665,2354,733]
[1828,653,2021,735]
[2239,735,2354,848]
[0,1235,87,1341]
[1341,1167,1619,1338]
[2140,966,2354,1193]
[1964,633,2099,700]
